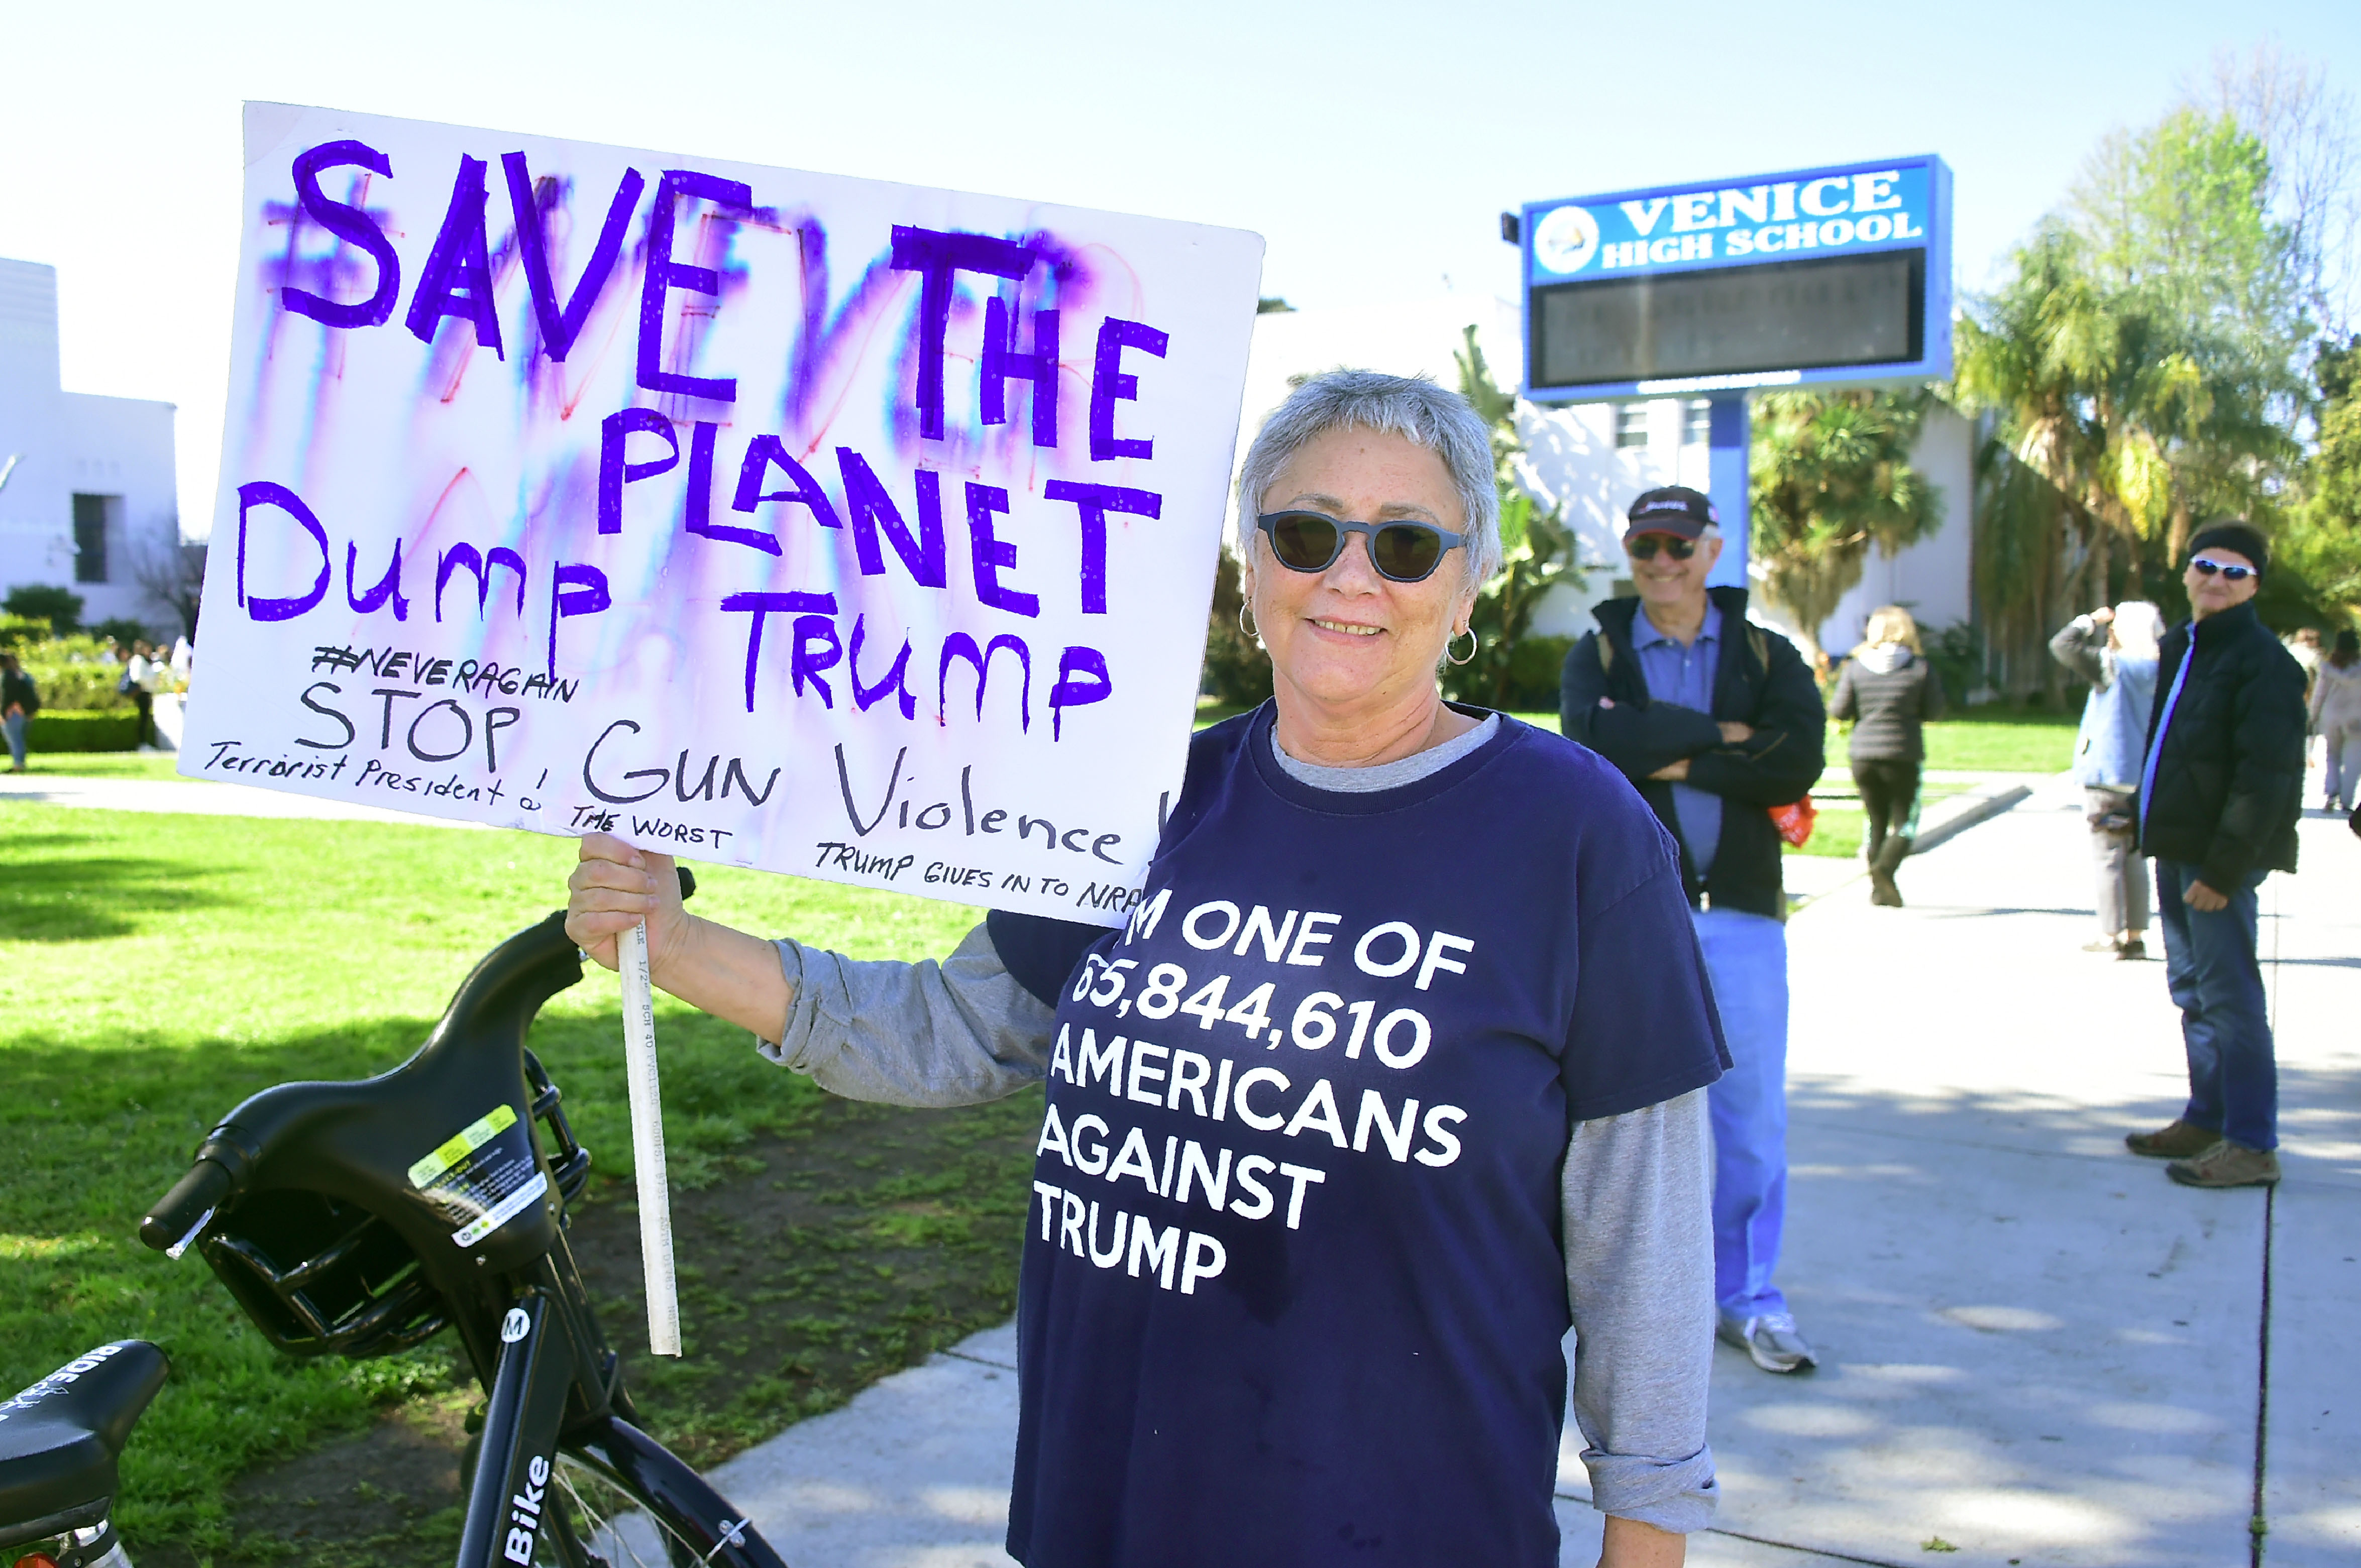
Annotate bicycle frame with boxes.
[141,909,786,1568]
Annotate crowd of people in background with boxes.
[0,632,191,773]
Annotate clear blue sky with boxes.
[4,0,2357,534]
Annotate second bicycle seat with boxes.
[0,1340,168,1551]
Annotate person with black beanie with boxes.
[2123,522,2308,1189]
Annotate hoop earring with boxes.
[1446,626,1477,666]
[1239,601,1259,640]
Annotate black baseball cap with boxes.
[1626,486,1718,540]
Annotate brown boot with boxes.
[1868,838,1908,907]
[2125,1119,2219,1159]
[2167,1140,2281,1187]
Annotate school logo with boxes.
[1533,205,1601,274]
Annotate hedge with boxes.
[27,710,140,752]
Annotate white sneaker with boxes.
[1718,1310,1818,1374]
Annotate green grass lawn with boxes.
[1913,711,2080,773]
[11,751,191,780]
[1204,700,2081,775]
[0,806,1017,1560]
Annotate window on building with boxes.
[1615,403,1650,449]
[72,493,111,584]
[1682,399,1712,445]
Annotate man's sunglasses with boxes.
[2190,556,2256,582]
[1626,535,1698,561]
[1255,511,1467,583]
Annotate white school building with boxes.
[0,256,181,635]
[1233,291,1974,662]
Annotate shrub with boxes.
[0,614,48,652]
[4,584,84,634]
[91,616,153,649]
[1199,553,1274,708]
[1494,634,1574,714]
[29,710,139,752]
[15,636,132,712]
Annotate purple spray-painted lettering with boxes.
[1041,481,1160,613]
[938,633,1031,731]
[547,563,611,679]
[347,541,410,620]
[1049,646,1113,740]
[282,141,401,329]
[638,169,753,401]
[502,153,645,362]
[1090,318,1168,462]
[599,409,679,533]
[405,155,504,357]
[685,422,779,553]
[734,435,842,529]
[237,481,332,622]
[836,449,947,588]
[963,483,1039,618]
[435,544,527,621]
[792,615,843,708]
[720,591,839,712]
[980,298,1059,447]
[849,615,916,719]
[888,228,1037,440]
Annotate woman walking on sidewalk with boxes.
[2310,629,2361,812]
[2052,603,2164,958]
[1830,606,1945,906]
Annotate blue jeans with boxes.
[1693,907,1790,1318]
[3,710,23,769]
[2155,860,2276,1150]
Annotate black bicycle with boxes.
[0,877,788,1568]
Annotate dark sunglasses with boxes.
[1255,511,1467,583]
[2190,557,2255,582]
[1626,535,1698,561]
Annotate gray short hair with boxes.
[1236,370,1501,589]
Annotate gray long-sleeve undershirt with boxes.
[754,717,1717,1533]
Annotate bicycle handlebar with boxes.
[136,866,696,1262]
[141,1157,232,1255]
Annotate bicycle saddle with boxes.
[0,1340,168,1551]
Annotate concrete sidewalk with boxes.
[702,785,2361,1567]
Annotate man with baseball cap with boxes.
[1561,485,1827,1372]
[2125,522,2307,1187]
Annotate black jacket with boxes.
[1560,586,1825,919]
[2136,601,2306,887]
[1829,649,1945,763]
[1,669,36,717]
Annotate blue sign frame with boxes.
[1518,154,1953,403]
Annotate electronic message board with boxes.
[1518,156,1951,402]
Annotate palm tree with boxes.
[1748,389,1944,664]
[1447,326,1578,708]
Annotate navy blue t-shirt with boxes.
[1002,706,1726,1567]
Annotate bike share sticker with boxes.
[407,1104,549,1248]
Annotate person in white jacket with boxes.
[2311,629,2361,812]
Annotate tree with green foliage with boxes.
[1956,103,2317,692]
[2271,333,2361,629]
[3,584,83,635]
[1747,388,1942,664]
[1443,325,1578,709]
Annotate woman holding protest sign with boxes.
[567,371,1724,1568]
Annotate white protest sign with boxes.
[187,103,1263,925]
